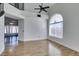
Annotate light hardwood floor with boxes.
[1,39,79,56]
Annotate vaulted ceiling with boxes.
[4,3,55,24]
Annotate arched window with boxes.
[49,14,63,38]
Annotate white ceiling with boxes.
[24,3,54,15]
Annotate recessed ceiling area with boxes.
[5,17,18,26]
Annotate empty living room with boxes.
[0,1,79,57]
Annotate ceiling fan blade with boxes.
[34,8,40,10]
[44,6,50,9]
[39,10,42,13]
[43,9,47,12]
[39,5,42,8]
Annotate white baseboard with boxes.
[19,37,47,42]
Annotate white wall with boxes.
[48,3,79,52]
[21,11,48,41]
[18,19,24,41]
[0,15,4,54]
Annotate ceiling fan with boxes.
[34,3,50,13]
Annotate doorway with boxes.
[4,17,19,46]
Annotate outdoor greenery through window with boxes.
[49,14,63,39]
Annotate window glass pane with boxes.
[5,26,6,33]
[10,26,12,33]
[50,14,63,24]
[49,24,55,36]
[5,26,18,34]
[13,26,16,33]
[54,22,63,38]
[49,14,63,39]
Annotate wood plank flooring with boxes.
[1,39,79,56]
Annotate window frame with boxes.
[49,14,63,39]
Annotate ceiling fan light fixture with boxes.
[37,14,41,17]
